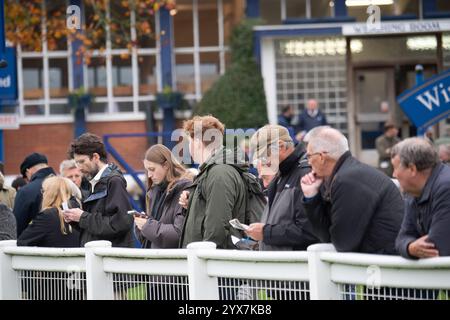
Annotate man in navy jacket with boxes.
[392,138,450,259]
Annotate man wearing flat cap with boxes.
[245,125,319,251]
[13,152,56,236]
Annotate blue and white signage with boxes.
[397,69,450,130]
[0,47,18,105]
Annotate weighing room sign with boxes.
[397,69,450,130]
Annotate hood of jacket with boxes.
[199,146,249,176]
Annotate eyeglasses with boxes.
[74,157,89,166]
[306,151,328,160]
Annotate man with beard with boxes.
[63,133,134,247]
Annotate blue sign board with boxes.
[397,69,450,130]
[0,47,18,105]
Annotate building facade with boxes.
[2,0,450,174]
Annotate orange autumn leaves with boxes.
[5,0,176,64]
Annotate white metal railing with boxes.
[187,242,310,300]
[2,240,450,300]
[318,249,450,300]
[0,240,86,300]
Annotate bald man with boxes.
[296,99,327,141]
[300,126,403,254]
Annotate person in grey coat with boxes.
[134,145,193,248]
[0,203,16,240]
[392,138,450,259]
[300,126,404,254]
[246,125,319,251]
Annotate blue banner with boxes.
[397,68,450,130]
[0,47,18,105]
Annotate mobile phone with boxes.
[62,202,69,211]
[127,210,147,218]
[229,218,249,231]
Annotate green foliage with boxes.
[195,19,267,129]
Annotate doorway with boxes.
[354,67,396,166]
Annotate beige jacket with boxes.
[0,172,16,210]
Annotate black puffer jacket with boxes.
[77,164,134,247]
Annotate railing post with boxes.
[85,240,113,300]
[0,240,19,299]
[307,243,340,300]
[187,241,219,300]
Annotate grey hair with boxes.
[305,126,349,160]
[439,144,450,156]
[62,177,82,206]
[59,159,77,176]
[390,137,438,171]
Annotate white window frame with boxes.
[19,0,73,124]
[18,0,162,124]
[173,0,229,103]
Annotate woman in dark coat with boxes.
[18,176,80,247]
[134,144,193,249]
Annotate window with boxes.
[437,0,450,12]
[286,0,307,19]
[22,58,44,100]
[173,0,240,101]
[260,0,282,24]
[18,0,240,120]
[347,0,419,22]
[275,37,348,133]
[311,0,334,18]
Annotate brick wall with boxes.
[4,118,189,175]
[3,120,167,175]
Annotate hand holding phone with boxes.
[62,202,69,211]
[127,210,147,218]
[179,191,190,209]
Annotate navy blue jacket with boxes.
[297,110,327,133]
[396,163,450,258]
[277,114,292,129]
[13,167,56,236]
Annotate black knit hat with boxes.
[20,153,48,178]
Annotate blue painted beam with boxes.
[422,0,437,14]
[159,8,176,148]
[70,0,84,89]
[334,0,347,17]
[246,0,260,18]
[159,8,173,88]
[70,0,87,138]
[0,0,6,162]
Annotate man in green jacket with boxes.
[375,121,401,177]
[179,115,247,249]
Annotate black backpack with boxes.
[230,167,267,225]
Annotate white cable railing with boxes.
[2,240,450,300]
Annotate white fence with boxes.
[1,240,450,300]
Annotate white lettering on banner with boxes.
[343,20,450,36]
[0,115,19,130]
[0,76,11,88]
[415,83,450,112]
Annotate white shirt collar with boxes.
[89,163,108,192]
[307,109,319,118]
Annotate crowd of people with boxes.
[0,113,450,262]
